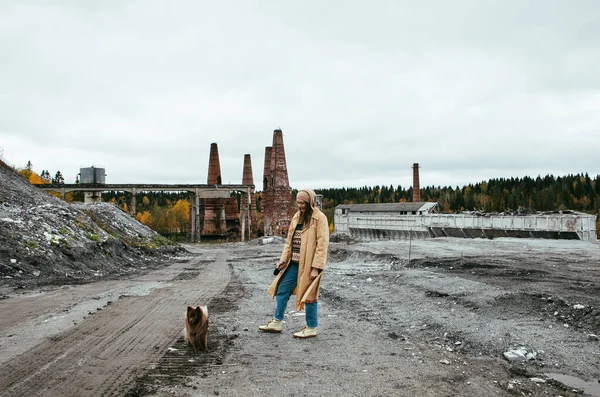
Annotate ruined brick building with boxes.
[197,129,294,239]
[196,142,256,239]
[200,143,228,235]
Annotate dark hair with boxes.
[302,204,313,228]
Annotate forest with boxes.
[16,163,600,240]
[317,173,600,216]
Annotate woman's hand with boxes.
[310,267,319,280]
[275,261,285,270]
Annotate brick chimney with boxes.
[242,154,254,185]
[263,146,272,193]
[412,163,421,202]
[241,154,257,236]
[262,146,272,235]
[270,129,289,189]
[262,129,292,236]
[207,143,221,185]
[203,143,225,234]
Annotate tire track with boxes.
[0,254,231,397]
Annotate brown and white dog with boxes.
[184,305,209,353]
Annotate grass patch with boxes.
[147,235,176,249]
[23,240,39,249]
[122,234,177,249]
[48,234,69,247]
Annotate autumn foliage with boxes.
[17,169,50,185]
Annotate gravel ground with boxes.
[1,233,599,396]
[136,237,600,397]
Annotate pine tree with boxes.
[52,171,65,184]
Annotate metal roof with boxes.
[335,202,437,212]
[418,202,439,212]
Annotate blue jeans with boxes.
[274,262,318,328]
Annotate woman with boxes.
[259,189,329,338]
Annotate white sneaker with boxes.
[293,326,317,338]
[258,319,282,333]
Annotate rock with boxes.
[503,347,528,362]
[259,237,274,245]
[588,334,599,341]
[526,351,537,361]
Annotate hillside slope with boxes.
[0,160,183,291]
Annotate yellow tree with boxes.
[28,173,46,185]
[166,199,190,234]
[136,211,153,226]
[17,168,33,181]
[18,168,52,188]
[149,204,168,233]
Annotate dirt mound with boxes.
[0,160,184,291]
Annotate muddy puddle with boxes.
[545,373,600,397]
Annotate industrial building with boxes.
[334,164,597,242]
[334,205,597,242]
[79,166,105,203]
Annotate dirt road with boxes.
[0,249,233,396]
[1,238,599,397]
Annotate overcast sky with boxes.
[1,1,599,191]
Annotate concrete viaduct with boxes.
[36,183,254,242]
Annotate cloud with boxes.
[1,0,599,190]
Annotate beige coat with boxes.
[267,192,329,311]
